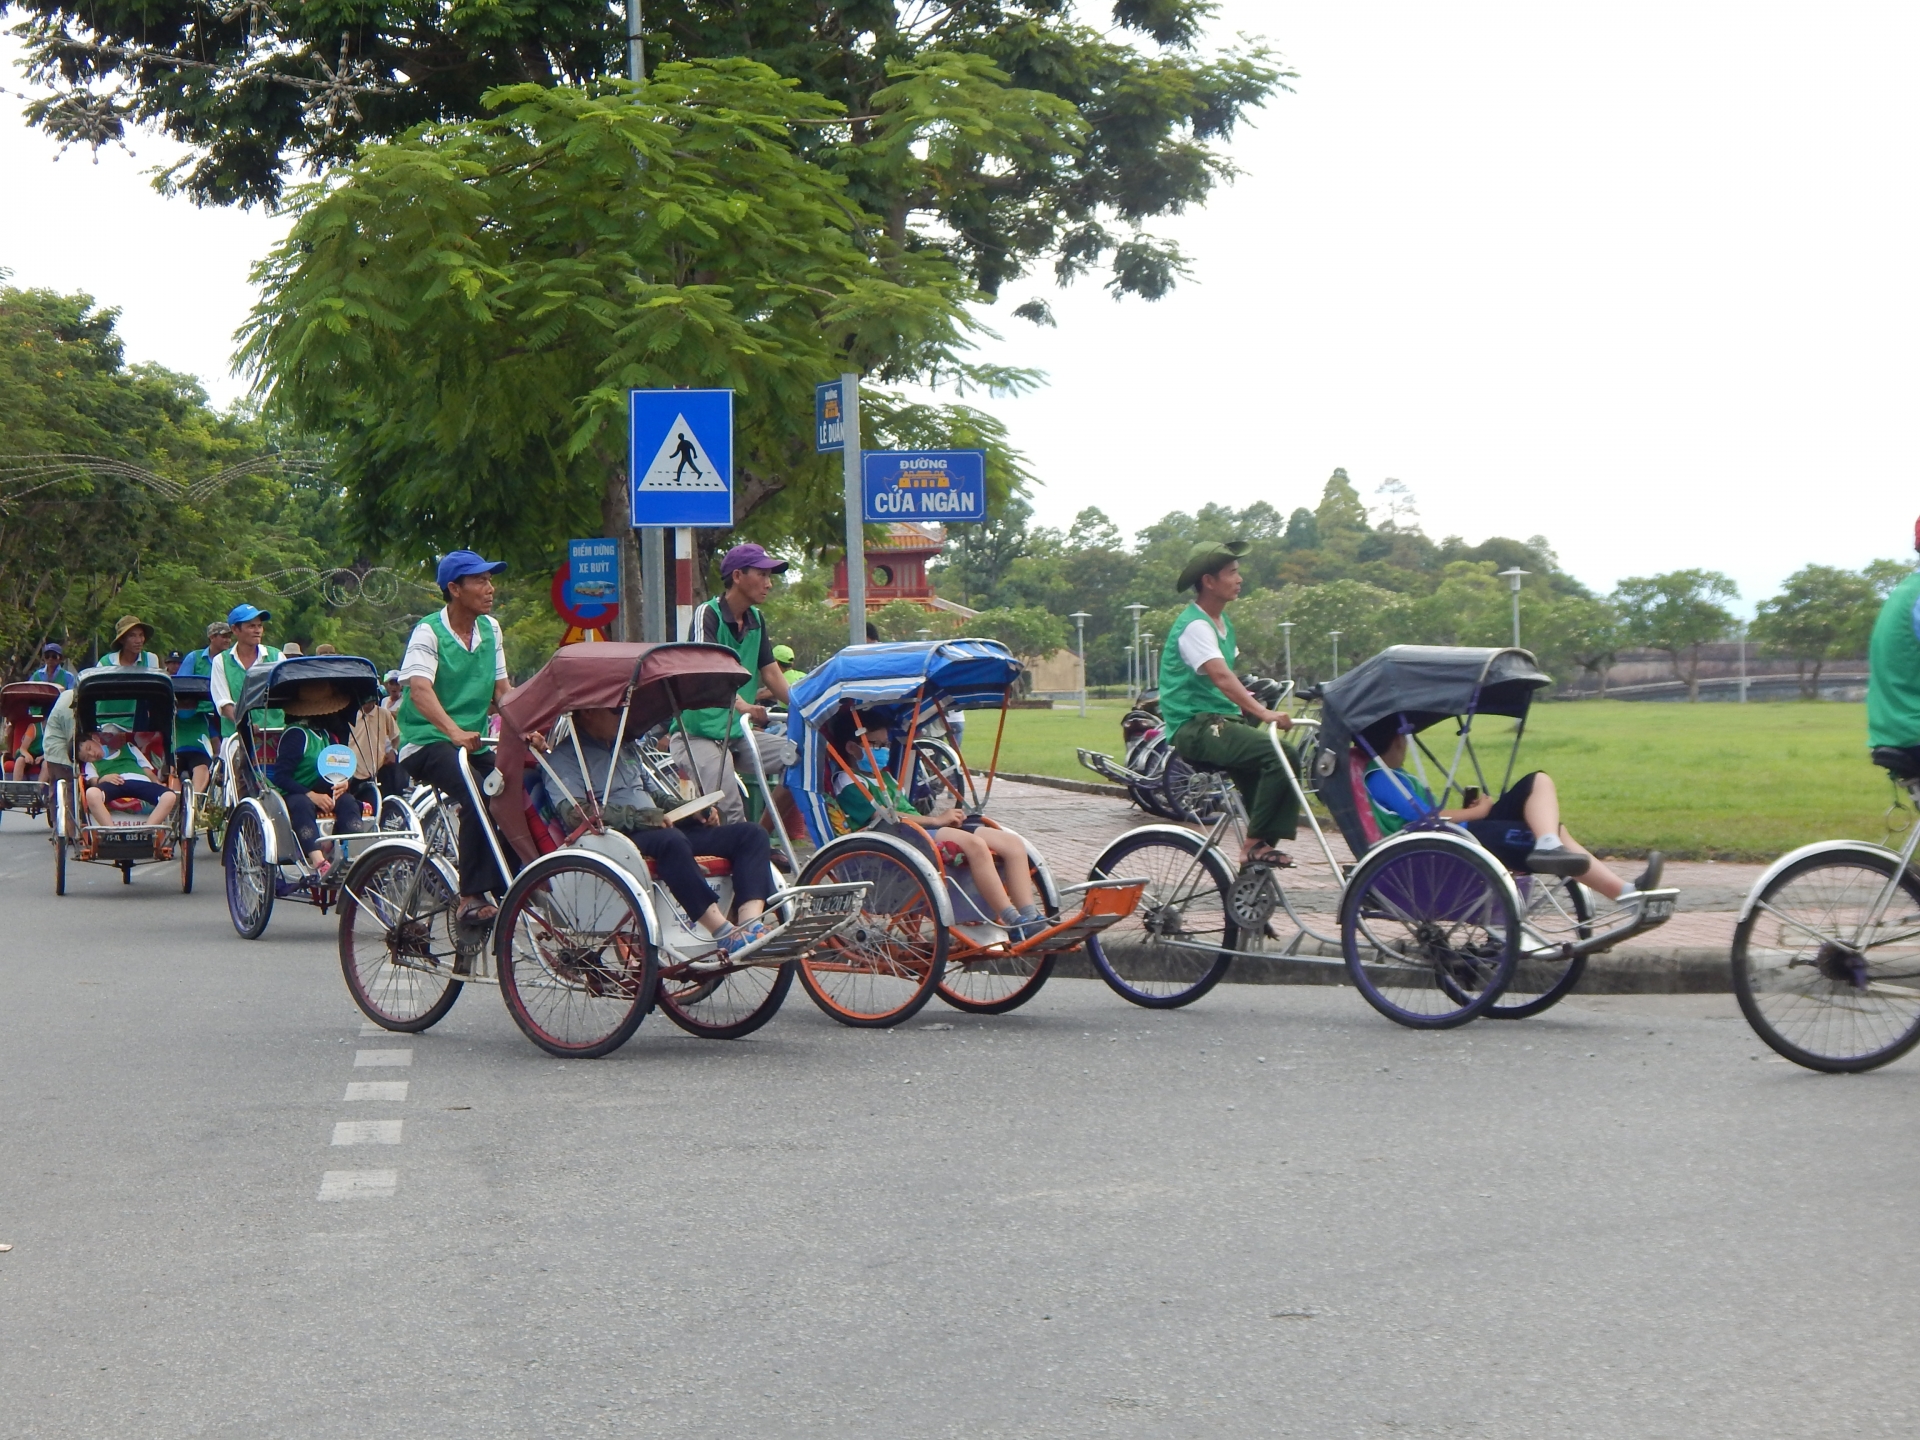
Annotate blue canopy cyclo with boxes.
[786,638,1146,1027]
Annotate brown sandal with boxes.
[1242,843,1293,869]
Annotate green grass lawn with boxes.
[980,698,1896,860]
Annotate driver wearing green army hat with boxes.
[1157,540,1299,868]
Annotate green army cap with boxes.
[1176,539,1251,593]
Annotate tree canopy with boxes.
[13,0,1284,306]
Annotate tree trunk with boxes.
[1597,662,1610,699]
[600,452,640,642]
[1809,657,1825,699]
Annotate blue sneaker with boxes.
[718,917,774,961]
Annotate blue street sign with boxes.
[861,450,987,523]
[565,538,620,621]
[815,380,845,453]
[629,389,733,527]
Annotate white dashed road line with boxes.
[331,1120,404,1145]
[318,1171,398,1200]
[344,1081,408,1102]
[324,1036,411,1199]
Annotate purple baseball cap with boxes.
[719,543,789,580]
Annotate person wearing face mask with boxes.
[824,706,1047,940]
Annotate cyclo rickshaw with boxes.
[786,639,1149,1026]
[1086,645,1680,1027]
[336,641,868,1058]
[221,655,423,938]
[51,667,195,895]
[0,680,62,821]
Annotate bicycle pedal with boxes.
[1227,866,1282,929]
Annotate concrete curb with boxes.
[1047,947,1733,994]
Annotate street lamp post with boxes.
[1496,567,1530,649]
[1328,630,1342,677]
[1070,611,1091,717]
[1124,602,1147,701]
[1278,621,1295,687]
[1141,632,1156,691]
[1738,621,1749,703]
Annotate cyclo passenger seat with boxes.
[1872,746,1920,782]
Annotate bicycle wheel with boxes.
[1341,835,1519,1028]
[497,852,659,1058]
[180,832,195,894]
[420,795,458,862]
[795,837,948,1026]
[338,847,465,1031]
[1486,873,1590,1018]
[938,855,1058,1014]
[54,834,66,895]
[224,807,275,939]
[1084,829,1238,1008]
[1733,847,1920,1072]
[657,957,795,1040]
[378,795,415,832]
[909,738,968,809]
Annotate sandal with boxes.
[1242,843,1293,869]
[457,899,499,926]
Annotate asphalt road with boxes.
[4,812,1917,1439]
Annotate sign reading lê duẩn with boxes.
[860,450,987,523]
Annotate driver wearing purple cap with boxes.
[670,543,804,834]
[396,549,513,922]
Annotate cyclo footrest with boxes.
[729,881,872,966]
[1544,887,1681,961]
[1076,748,1154,788]
[1020,877,1149,954]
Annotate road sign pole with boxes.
[840,372,866,647]
[674,526,694,642]
[640,527,666,641]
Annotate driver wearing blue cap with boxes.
[396,550,512,923]
[212,603,284,735]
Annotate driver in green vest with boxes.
[1157,540,1299,868]
[670,542,803,834]
[211,604,284,736]
[1868,516,1920,764]
[396,549,514,922]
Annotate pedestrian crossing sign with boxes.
[629,389,733,526]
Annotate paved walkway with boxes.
[980,778,1758,990]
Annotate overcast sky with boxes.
[3,2,1914,610]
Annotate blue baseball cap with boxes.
[227,603,272,625]
[436,549,508,589]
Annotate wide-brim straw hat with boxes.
[111,614,151,648]
[282,681,353,717]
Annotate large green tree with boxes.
[1612,569,1739,702]
[1750,563,1881,699]
[12,0,1283,306]
[241,65,1034,613]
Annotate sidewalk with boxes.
[979,777,1753,993]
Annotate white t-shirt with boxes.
[1175,613,1227,672]
[209,645,280,713]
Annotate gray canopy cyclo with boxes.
[1086,645,1679,1028]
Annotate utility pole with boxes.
[840,372,867,647]
[1497,567,1530,649]
[1071,611,1090,718]
[625,0,643,79]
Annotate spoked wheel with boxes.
[1732,848,1920,1072]
[908,739,969,810]
[224,808,275,939]
[657,956,795,1040]
[497,853,659,1058]
[795,837,948,1026]
[420,797,458,862]
[1341,836,1519,1028]
[1123,737,1174,818]
[378,795,415,833]
[180,832,196,894]
[938,858,1058,1014]
[54,835,66,895]
[1084,829,1238,1008]
[1486,873,1591,1018]
[338,847,465,1031]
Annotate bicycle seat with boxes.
[1872,746,1920,781]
